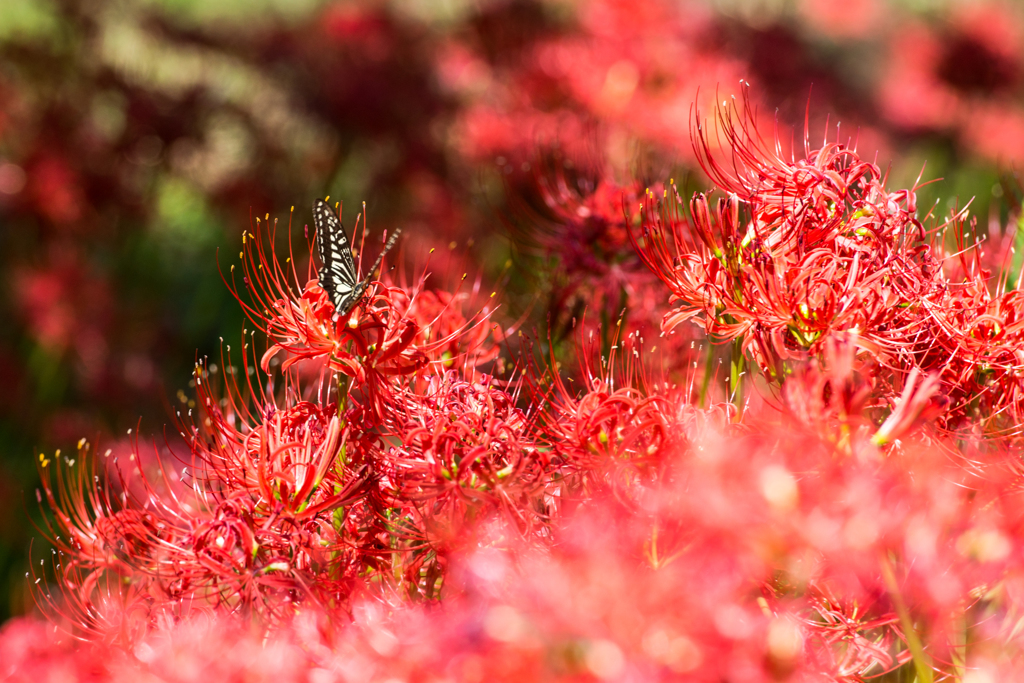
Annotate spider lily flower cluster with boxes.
[32,208,553,635]
[635,95,1024,441]
[13,96,1024,682]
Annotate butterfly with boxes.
[313,198,401,317]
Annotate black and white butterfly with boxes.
[313,198,401,317]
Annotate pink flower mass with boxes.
[10,3,1024,681]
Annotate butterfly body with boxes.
[313,199,401,317]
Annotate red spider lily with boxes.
[296,355,549,596]
[780,331,876,439]
[229,212,501,384]
[32,215,538,638]
[627,90,1024,449]
[871,367,945,446]
[33,442,199,642]
[634,92,936,378]
[389,285,505,377]
[529,321,739,568]
[540,340,675,488]
[800,590,911,679]
[898,233,1024,439]
[183,359,399,605]
[186,340,360,514]
[190,392,368,523]
[385,371,552,545]
[34,397,377,636]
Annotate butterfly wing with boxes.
[313,199,360,315]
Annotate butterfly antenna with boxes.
[363,228,403,286]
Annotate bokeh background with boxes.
[2,0,1023,621]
